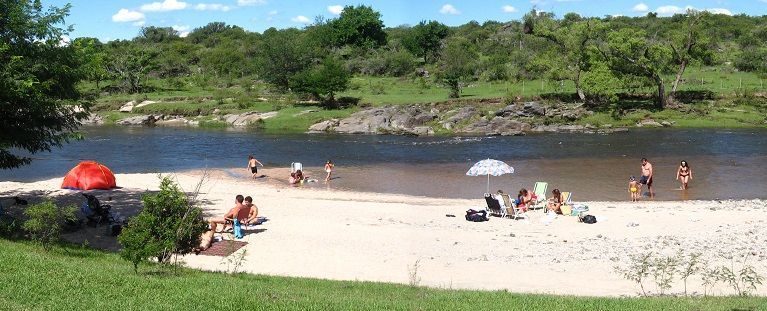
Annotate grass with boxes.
[1,239,766,310]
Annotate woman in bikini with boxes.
[676,160,692,190]
[324,160,334,181]
[547,188,564,213]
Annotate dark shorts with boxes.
[251,167,257,174]
[639,175,652,186]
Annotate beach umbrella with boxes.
[466,159,514,193]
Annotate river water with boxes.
[2,126,766,201]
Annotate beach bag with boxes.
[465,209,488,222]
[580,214,597,224]
[233,219,243,239]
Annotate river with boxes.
[2,126,766,201]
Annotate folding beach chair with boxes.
[484,193,506,218]
[531,182,548,211]
[291,162,303,173]
[500,193,528,220]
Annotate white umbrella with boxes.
[466,158,514,193]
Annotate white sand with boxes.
[2,170,766,297]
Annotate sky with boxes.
[44,0,767,42]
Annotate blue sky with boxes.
[45,0,767,41]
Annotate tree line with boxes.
[73,6,767,109]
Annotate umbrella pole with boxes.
[486,174,490,193]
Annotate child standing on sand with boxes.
[628,176,639,202]
[324,160,334,181]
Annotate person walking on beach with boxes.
[247,155,264,179]
[639,158,654,197]
[324,160,334,181]
[676,160,692,190]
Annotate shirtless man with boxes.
[639,158,654,198]
[208,195,244,232]
[247,155,264,179]
[241,196,259,225]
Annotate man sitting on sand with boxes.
[208,194,244,232]
[240,196,259,226]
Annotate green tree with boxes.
[118,176,207,272]
[187,22,247,47]
[403,20,450,63]
[104,42,158,93]
[290,57,350,107]
[437,37,478,98]
[258,28,312,91]
[72,37,108,89]
[328,5,387,48]
[601,28,673,109]
[530,16,605,101]
[667,10,714,99]
[0,0,90,169]
[136,26,179,43]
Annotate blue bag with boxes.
[233,219,243,239]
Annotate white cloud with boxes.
[632,3,649,12]
[502,5,517,13]
[291,15,311,24]
[172,25,190,37]
[132,20,146,26]
[140,0,188,12]
[195,3,231,11]
[328,5,344,15]
[439,4,460,15]
[655,5,684,15]
[706,8,733,15]
[268,10,278,15]
[112,9,145,22]
[237,0,266,6]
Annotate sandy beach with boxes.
[2,169,766,297]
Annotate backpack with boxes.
[580,214,597,224]
[465,209,488,222]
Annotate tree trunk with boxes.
[655,76,666,109]
[574,69,586,101]
[671,59,687,95]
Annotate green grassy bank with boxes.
[0,239,765,310]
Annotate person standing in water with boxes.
[247,155,264,179]
[324,160,334,181]
[676,160,692,190]
[639,158,654,198]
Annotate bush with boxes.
[22,201,77,250]
[118,176,207,272]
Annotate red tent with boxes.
[61,161,117,190]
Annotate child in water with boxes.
[628,176,639,202]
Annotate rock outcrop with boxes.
[312,106,437,135]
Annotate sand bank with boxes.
[2,169,766,297]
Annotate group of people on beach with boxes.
[628,158,693,202]
[197,194,259,251]
[247,155,335,183]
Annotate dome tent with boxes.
[61,161,117,190]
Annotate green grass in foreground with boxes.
[0,239,765,311]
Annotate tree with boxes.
[328,5,387,48]
[118,176,207,272]
[258,28,312,91]
[290,57,350,107]
[72,37,108,89]
[403,20,450,63]
[104,42,158,93]
[601,28,673,109]
[136,26,179,43]
[187,22,247,47]
[667,10,714,99]
[437,37,478,98]
[0,0,90,169]
[530,16,605,101]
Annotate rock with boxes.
[116,115,157,125]
[118,101,135,113]
[155,116,188,126]
[523,101,546,116]
[134,100,157,109]
[461,117,530,135]
[335,107,395,134]
[637,119,663,127]
[444,107,477,125]
[308,119,339,132]
[558,125,586,132]
[259,111,278,119]
[212,108,221,114]
[81,113,104,125]
[660,121,674,127]
[223,111,275,127]
[409,126,434,136]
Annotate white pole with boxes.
[487,174,490,194]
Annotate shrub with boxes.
[22,201,77,250]
[118,176,207,272]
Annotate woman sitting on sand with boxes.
[289,172,299,184]
[547,189,564,214]
[676,160,692,190]
[515,189,533,212]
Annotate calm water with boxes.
[2,126,766,201]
